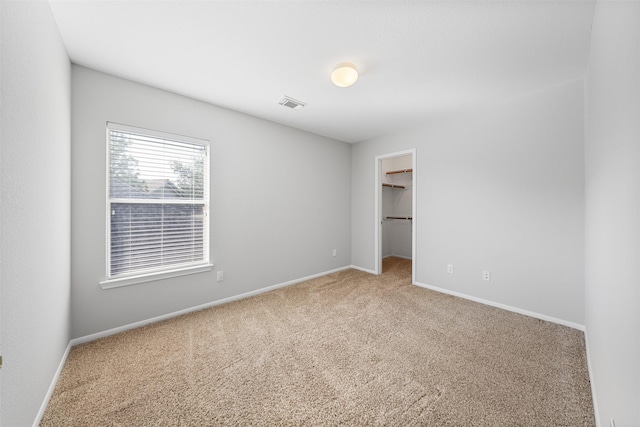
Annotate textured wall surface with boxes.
[0,1,71,425]
[353,80,585,326]
[585,2,640,425]
[71,66,351,339]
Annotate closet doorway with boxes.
[374,149,416,282]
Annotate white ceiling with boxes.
[49,0,596,143]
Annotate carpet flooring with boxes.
[41,257,595,426]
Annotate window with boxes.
[102,122,211,288]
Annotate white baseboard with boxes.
[71,265,353,347]
[33,341,72,427]
[349,264,377,275]
[413,280,585,331]
[583,329,601,427]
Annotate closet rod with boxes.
[382,183,406,189]
[385,216,412,221]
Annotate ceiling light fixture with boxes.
[331,62,358,88]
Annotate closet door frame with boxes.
[374,148,416,283]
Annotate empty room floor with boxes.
[41,257,594,426]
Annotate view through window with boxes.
[106,122,210,281]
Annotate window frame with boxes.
[100,122,212,289]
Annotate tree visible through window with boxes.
[106,122,210,280]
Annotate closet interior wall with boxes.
[381,155,413,260]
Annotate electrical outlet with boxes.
[447,264,454,274]
[217,271,224,282]
[482,270,491,281]
[333,249,337,257]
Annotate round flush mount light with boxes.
[331,62,358,88]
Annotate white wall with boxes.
[353,80,585,326]
[71,66,351,339]
[584,2,640,425]
[0,1,71,425]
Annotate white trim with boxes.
[33,342,72,427]
[107,121,209,145]
[105,125,111,283]
[109,198,204,205]
[374,155,382,275]
[411,152,416,285]
[583,328,601,427]
[75,265,352,346]
[100,263,214,289]
[384,254,412,261]
[105,121,211,282]
[349,264,377,275]
[413,280,585,331]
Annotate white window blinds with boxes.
[107,122,210,280]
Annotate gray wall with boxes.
[585,2,640,425]
[0,1,71,425]
[4,4,638,425]
[352,80,585,325]
[71,66,351,339]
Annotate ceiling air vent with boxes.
[277,96,306,110]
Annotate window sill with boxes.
[100,263,214,289]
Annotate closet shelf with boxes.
[385,216,412,221]
[382,183,406,189]
[386,168,413,175]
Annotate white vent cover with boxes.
[277,96,306,110]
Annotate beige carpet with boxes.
[41,257,594,426]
